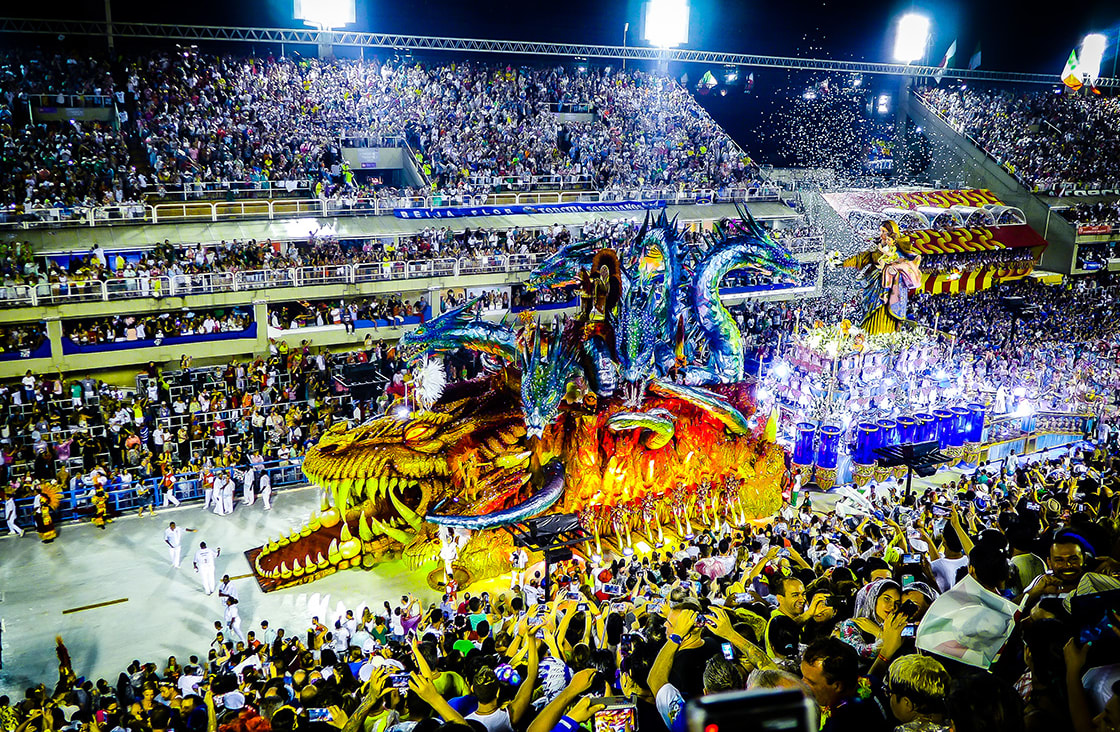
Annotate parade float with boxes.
[772,320,948,488]
[247,212,800,591]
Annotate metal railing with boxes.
[5,457,306,529]
[1,254,555,307]
[2,238,822,309]
[0,185,783,230]
[465,173,595,191]
[142,179,313,202]
[27,93,115,108]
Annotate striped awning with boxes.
[922,264,1035,294]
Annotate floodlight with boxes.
[294,0,355,30]
[643,0,690,49]
[1080,33,1108,83]
[893,13,930,64]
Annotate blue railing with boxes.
[6,458,306,531]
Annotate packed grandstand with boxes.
[1,19,1120,732]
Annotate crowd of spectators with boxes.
[920,249,1037,277]
[1060,200,1120,227]
[4,434,1120,732]
[2,49,763,211]
[920,87,1120,194]
[0,51,138,208]
[268,296,427,331]
[0,323,47,354]
[62,308,253,346]
[1076,243,1120,271]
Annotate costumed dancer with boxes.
[91,486,109,529]
[853,220,923,335]
[33,484,59,543]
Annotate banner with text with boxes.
[394,199,667,220]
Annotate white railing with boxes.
[28,93,115,108]
[142,179,313,202]
[4,254,551,307]
[466,173,595,191]
[0,185,782,230]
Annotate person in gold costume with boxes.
[857,220,923,333]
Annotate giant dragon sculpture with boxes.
[248,211,803,591]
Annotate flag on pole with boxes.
[934,40,957,83]
[698,70,717,94]
[1062,49,1083,90]
[968,43,982,70]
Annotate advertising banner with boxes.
[394,199,667,220]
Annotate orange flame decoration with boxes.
[544,392,784,535]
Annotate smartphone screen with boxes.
[567,591,582,601]
[389,673,411,690]
[732,592,751,604]
[721,641,735,660]
[901,574,915,588]
[901,625,917,638]
[307,709,334,723]
[578,603,589,612]
[604,583,622,596]
[902,553,918,564]
[592,699,637,732]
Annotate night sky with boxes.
[11,0,1119,76]
[6,0,1118,163]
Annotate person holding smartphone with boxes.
[647,608,748,732]
[464,622,539,732]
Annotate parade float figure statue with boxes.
[849,219,923,334]
[248,211,802,592]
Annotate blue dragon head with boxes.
[523,238,603,292]
[715,206,803,284]
[396,298,518,365]
[396,298,480,363]
[518,321,580,439]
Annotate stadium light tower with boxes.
[893,13,931,64]
[643,0,690,49]
[294,0,355,57]
[1080,33,1108,85]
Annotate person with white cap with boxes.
[193,541,221,595]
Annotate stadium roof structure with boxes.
[2,17,1117,88]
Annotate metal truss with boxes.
[2,17,1116,88]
